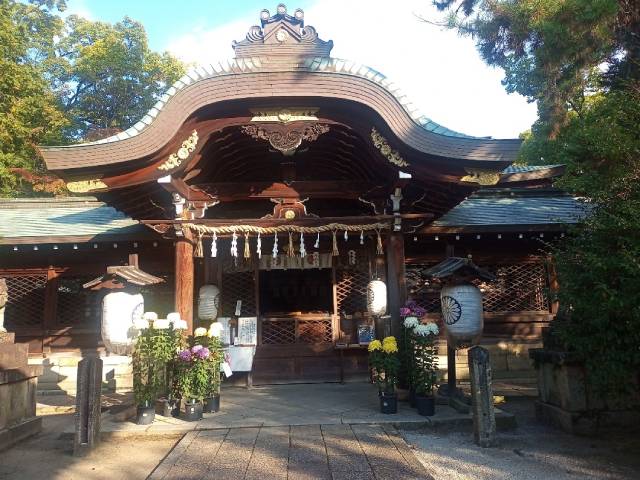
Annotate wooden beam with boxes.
[196,181,387,201]
[175,232,194,333]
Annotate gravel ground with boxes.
[0,414,177,480]
[403,397,640,480]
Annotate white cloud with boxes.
[166,0,537,138]
[62,0,93,20]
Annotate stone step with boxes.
[0,343,29,370]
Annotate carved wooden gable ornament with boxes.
[232,4,333,58]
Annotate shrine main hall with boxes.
[0,5,583,387]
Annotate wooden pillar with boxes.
[175,235,194,334]
[386,232,406,340]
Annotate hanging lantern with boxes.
[440,283,483,347]
[101,291,144,355]
[198,284,220,321]
[366,279,387,316]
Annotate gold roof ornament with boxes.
[158,130,199,171]
[66,179,108,193]
[460,169,501,186]
[371,128,409,167]
[250,108,319,124]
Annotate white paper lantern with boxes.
[198,284,220,321]
[101,292,144,355]
[366,279,387,316]
[440,283,483,346]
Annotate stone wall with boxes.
[30,353,131,396]
[1,332,42,451]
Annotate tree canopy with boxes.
[432,0,640,396]
[0,0,186,195]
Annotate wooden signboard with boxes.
[238,316,258,345]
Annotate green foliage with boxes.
[0,0,186,195]
[174,335,225,401]
[132,325,184,405]
[412,332,439,396]
[368,337,400,395]
[433,1,640,397]
[51,15,185,139]
[0,0,68,196]
[431,0,638,136]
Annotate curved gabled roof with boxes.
[40,4,522,175]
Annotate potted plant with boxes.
[175,344,211,421]
[369,336,400,414]
[412,322,439,416]
[195,325,225,413]
[132,317,158,425]
[400,301,426,406]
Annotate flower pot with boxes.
[203,395,220,413]
[415,395,435,417]
[379,392,398,414]
[183,400,203,422]
[169,399,181,418]
[136,402,155,425]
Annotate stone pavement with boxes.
[148,424,433,480]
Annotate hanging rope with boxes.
[187,222,390,236]
[244,232,251,259]
[332,230,339,256]
[376,229,384,256]
[194,232,204,258]
[288,232,295,257]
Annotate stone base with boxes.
[535,400,640,435]
[0,416,42,451]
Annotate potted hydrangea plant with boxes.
[412,322,439,416]
[368,336,400,414]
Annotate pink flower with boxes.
[196,347,210,360]
[400,307,411,316]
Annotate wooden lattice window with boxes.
[335,268,369,315]
[261,317,332,345]
[298,318,332,343]
[221,271,256,316]
[481,263,549,312]
[56,276,101,327]
[3,273,47,329]
[407,262,550,314]
[262,319,295,345]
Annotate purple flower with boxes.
[400,307,411,316]
[191,344,203,353]
[413,306,427,317]
[196,347,210,360]
[178,350,192,362]
[405,300,417,309]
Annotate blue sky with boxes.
[66,0,538,139]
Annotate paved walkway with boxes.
[148,424,433,480]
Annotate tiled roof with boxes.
[501,164,564,174]
[433,190,588,228]
[0,197,144,243]
[52,57,480,149]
